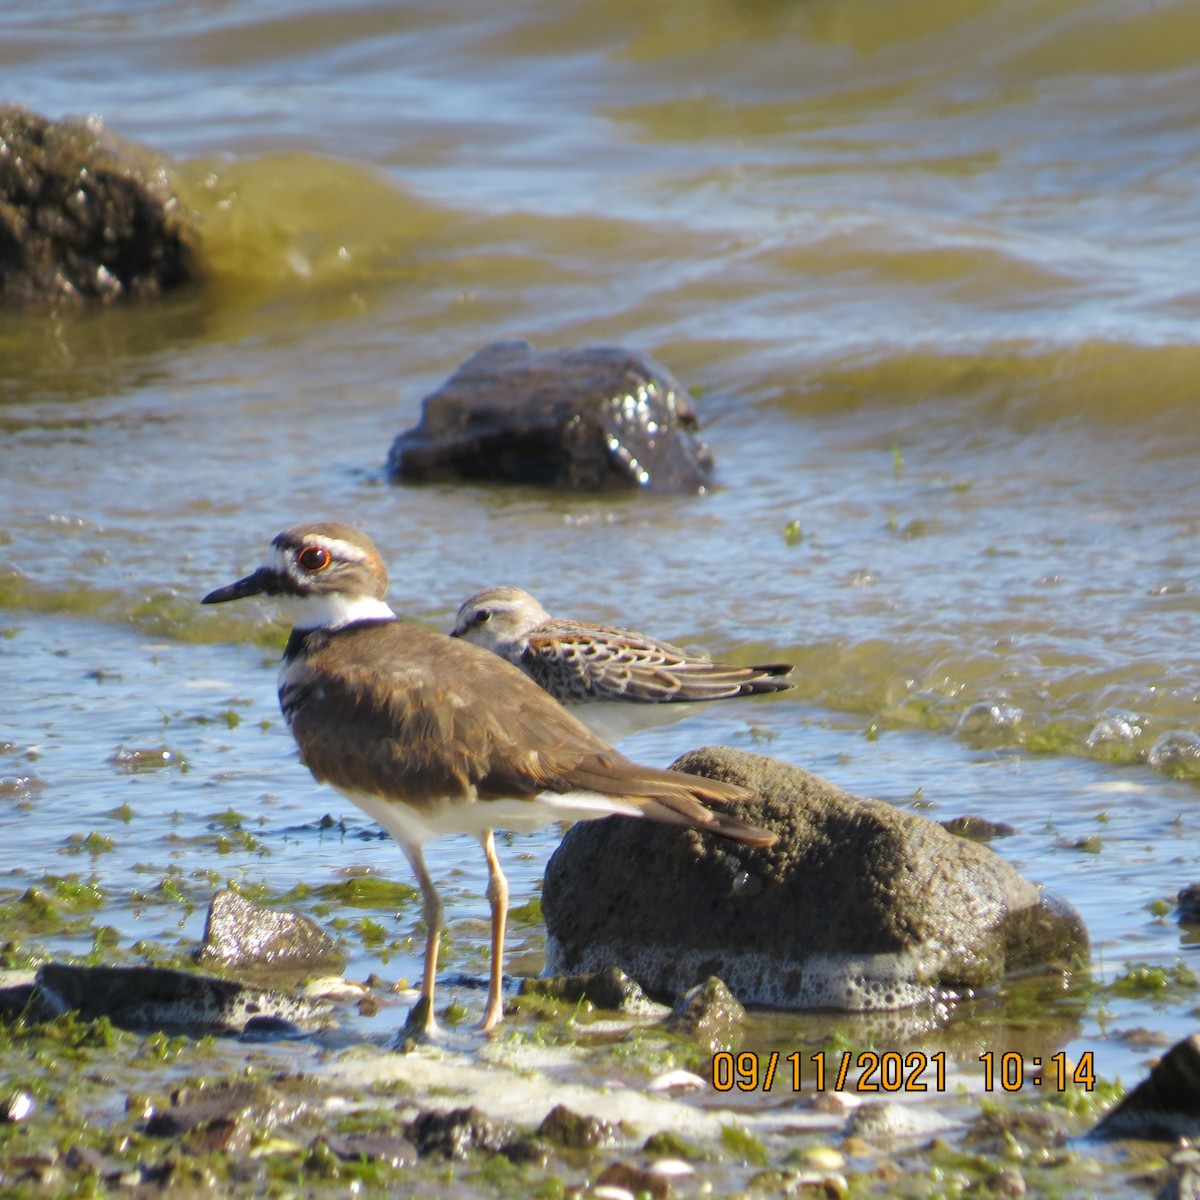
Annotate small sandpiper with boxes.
[203,523,776,1036]
[451,586,793,704]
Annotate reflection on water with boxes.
[1,0,1200,1137]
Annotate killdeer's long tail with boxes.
[556,761,777,846]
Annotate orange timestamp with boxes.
[711,1049,1097,1093]
[712,1050,948,1093]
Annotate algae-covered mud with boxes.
[4,0,1200,1194]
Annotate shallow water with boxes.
[3,0,1200,1151]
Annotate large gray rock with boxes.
[0,105,196,308]
[388,341,715,493]
[543,747,1088,1010]
[198,888,345,974]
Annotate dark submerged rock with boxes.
[595,1161,673,1200]
[1094,1033,1200,1140]
[940,814,1018,841]
[1176,884,1200,924]
[965,1106,1067,1154]
[519,965,654,1013]
[388,340,715,493]
[0,981,36,1022]
[145,1079,308,1154]
[543,747,1088,1010]
[406,1106,514,1160]
[0,105,196,308]
[198,888,345,974]
[31,962,331,1035]
[536,1103,617,1150]
[665,976,746,1051]
[319,1133,418,1169]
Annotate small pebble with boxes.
[648,1157,694,1176]
[647,1069,706,1091]
[303,976,368,1002]
[3,1091,34,1122]
[805,1146,845,1169]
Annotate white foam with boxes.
[543,940,967,1013]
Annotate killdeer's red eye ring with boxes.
[298,545,332,572]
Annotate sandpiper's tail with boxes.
[664,659,793,701]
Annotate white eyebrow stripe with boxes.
[306,535,369,562]
[269,536,369,567]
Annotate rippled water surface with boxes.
[3,0,1200,1152]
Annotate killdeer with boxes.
[451,586,793,704]
[202,523,776,1036]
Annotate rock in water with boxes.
[518,966,655,1014]
[30,963,331,1035]
[1094,1033,1200,1140]
[407,1107,514,1160]
[388,340,715,493]
[0,105,196,308]
[198,888,345,974]
[543,746,1088,1010]
[144,1080,310,1153]
[665,976,746,1051]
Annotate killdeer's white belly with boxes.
[339,786,643,849]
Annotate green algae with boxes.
[0,1010,128,1057]
[60,831,116,857]
[720,1122,770,1167]
[508,895,543,925]
[0,883,107,940]
[42,875,106,909]
[309,876,419,910]
[207,807,252,830]
[1109,959,1199,1001]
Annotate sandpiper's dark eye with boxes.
[298,545,332,572]
[476,608,491,625]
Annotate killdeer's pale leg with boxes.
[478,829,509,1032]
[399,840,443,1036]
[201,522,778,1037]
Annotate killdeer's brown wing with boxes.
[521,618,792,703]
[287,619,775,845]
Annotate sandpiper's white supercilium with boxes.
[451,586,793,704]
[203,523,776,1036]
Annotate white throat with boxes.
[283,591,396,632]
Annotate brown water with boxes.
[3,0,1200,1168]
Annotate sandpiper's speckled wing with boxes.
[283,618,775,844]
[519,618,793,704]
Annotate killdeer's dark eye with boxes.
[298,545,332,572]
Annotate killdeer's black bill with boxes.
[202,568,276,605]
[451,585,793,704]
[204,522,775,1036]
